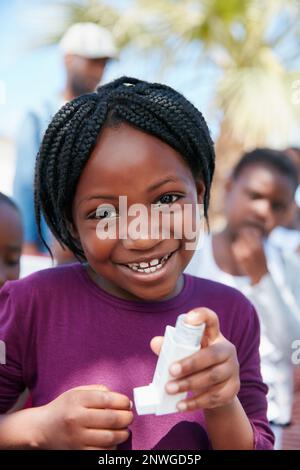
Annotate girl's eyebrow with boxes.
[147,177,180,192]
[78,194,119,207]
[78,177,182,207]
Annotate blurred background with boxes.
[1,0,300,223]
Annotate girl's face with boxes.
[225,164,295,237]
[72,123,205,301]
[0,203,23,289]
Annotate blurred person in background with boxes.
[185,148,300,449]
[0,193,23,289]
[13,23,117,270]
[0,193,28,410]
[269,147,300,253]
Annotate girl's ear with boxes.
[195,179,206,205]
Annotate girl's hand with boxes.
[150,308,240,412]
[38,385,133,449]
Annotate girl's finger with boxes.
[185,308,220,344]
[79,389,132,411]
[83,428,130,448]
[176,380,240,412]
[151,308,220,357]
[169,340,232,380]
[166,360,234,395]
[82,408,134,430]
[150,336,164,356]
[84,446,116,450]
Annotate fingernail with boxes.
[129,400,133,409]
[170,363,182,376]
[166,382,179,394]
[185,310,202,325]
[177,401,187,411]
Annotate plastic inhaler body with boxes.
[133,314,205,416]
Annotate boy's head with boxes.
[224,148,298,238]
[0,193,23,288]
[35,76,215,300]
[60,23,118,98]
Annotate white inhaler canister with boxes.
[133,313,205,416]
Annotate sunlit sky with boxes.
[0,0,299,142]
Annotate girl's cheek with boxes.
[82,230,118,263]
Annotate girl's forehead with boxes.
[75,124,194,190]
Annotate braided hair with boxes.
[35,76,215,260]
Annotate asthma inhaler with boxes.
[133,313,205,416]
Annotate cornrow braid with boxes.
[35,76,215,260]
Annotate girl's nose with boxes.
[121,233,161,251]
[120,210,164,251]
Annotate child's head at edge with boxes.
[0,193,23,288]
[34,76,215,301]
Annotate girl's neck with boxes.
[85,264,185,302]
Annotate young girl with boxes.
[0,77,273,450]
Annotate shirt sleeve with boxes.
[232,298,275,450]
[0,283,26,413]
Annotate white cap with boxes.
[59,22,118,59]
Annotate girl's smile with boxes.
[116,249,178,283]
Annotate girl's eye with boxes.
[155,194,181,207]
[88,205,118,220]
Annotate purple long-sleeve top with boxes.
[0,263,274,449]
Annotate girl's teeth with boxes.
[139,262,149,268]
[150,259,159,266]
[127,253,171,273]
